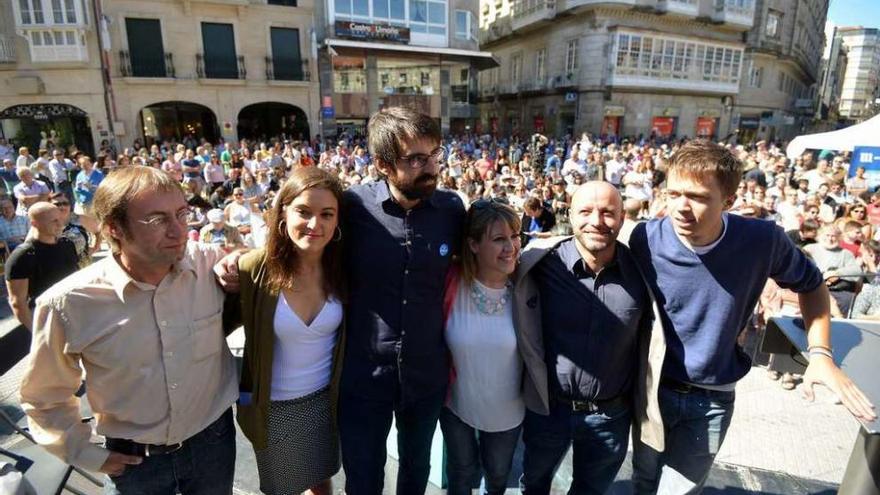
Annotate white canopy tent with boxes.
[786,114,880,159]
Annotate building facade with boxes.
[478,0,758,141]
[837,26,880,122]
[0,0,105,155]
[315,0,495,136]
[817,25,848,125]
[1,0,320,153]
[734,0,828,143]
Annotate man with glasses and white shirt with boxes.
[338,107,465,494]
[20,166,239,494]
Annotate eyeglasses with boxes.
[398,147,446,169]
[136,210,189,231]
[52,201,70,208]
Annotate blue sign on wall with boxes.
[852,146,880,189]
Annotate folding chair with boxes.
[0,323,103,494]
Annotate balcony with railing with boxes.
[196,54,246,80]
[119,51,175,78]
[712,0,755,29]
[265,57,310,82]
[0,36,16,62]
[479,17,512,45]
[657,0,698,17]
[511,0,556,33]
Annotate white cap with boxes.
[207,209,224,223]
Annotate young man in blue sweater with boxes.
[629,140,874,494]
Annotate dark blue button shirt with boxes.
[531,239,650,402]
[341,180,465,403]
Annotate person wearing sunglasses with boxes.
[338,107,465,494]
[48,191,100,268]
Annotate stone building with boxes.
[478,0,826,143]
[734,0,828,143]
[1,0,320,152]
[836,26,880,122]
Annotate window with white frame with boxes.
[748,64,762,87]
[18,0,45,24]
[613,32,743,86]
[372,0,407,25]
[535,48,546,81]
[565,39,578,73]
[17,0,84,25]
[409,0,446,34]
[766,10,781,38]
[455,10,473,40]
[510,53,522,84]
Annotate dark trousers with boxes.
[439,407,521,495]
[521,400,631,495]
[339,381,445,495]
[102,409,236,495]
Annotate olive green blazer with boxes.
[235,249,346,450]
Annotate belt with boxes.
[660,377,730,394]
[105,409,230,457]
[105,437,182,457]
[556,394,628,413]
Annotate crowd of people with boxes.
[3,105,878,495]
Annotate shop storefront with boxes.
[320,19,496,137]
[602,105,626,138]
[0,103,95,156]
[651,116,677,139]
[695,109,721,139]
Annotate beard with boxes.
[574,227,616,253]
[388,171,438,201]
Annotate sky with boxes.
[827,0,880,30]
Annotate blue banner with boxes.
[851,146,880,189]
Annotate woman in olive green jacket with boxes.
[236,167,346,495]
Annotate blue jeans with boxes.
[103,409,236,495]
[339,382,445,495]
[632,384,736,495]
[439,407,521,495]
[521,399,631,495]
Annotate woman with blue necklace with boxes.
[440,199,529,495]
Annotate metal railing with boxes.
[265,56,310,81]
[0,35,15,62]
[119,50,174,78]
[196,54,246,80]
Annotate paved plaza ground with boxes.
[0,296,860,494]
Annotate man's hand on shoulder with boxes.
[214,249,245,293]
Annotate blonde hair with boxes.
[93,166,182,252]
[460,201,521,285]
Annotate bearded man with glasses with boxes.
[338,106,466,494]
[21,166,240,495]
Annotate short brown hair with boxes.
[367,106,440,168]
[263,167,346,300]
[460,201,521,285]
[93,166,182,252]
[669,140,743,198]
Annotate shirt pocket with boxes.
[192,311,224,361]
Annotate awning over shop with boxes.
[324,39,499,70]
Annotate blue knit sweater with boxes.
[630,215,823,385]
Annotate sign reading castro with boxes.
[334,21,411,43]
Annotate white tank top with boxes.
[270,295,342,401]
